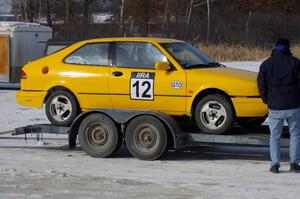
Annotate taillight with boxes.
[20,69,28,79]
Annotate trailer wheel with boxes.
[78,113,121,158]
[236,117,266,128]
[45,90,79,126]
[125,116,168,160]
[195,94,234,134]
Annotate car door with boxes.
[108,41,187,114]
[62,42,113,110]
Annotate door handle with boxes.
[112,71,123,77]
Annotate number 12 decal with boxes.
[130,72,155,100]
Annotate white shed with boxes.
[0,21,52,82]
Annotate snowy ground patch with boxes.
[222,61,262,72]
[0,90,49,132]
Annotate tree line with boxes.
[10,0,300,47]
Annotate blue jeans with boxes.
[268,108,300,166]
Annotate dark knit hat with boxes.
[275,38,290,48]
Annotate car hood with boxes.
[186,67,260,96]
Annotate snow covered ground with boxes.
[1,61,300,199]
[223,61,262,72]
[0,91,49,132]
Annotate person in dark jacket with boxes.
[257,38,300,173]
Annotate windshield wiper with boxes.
[186,62,220,69]
[208,62,226,67]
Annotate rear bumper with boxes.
[16,90,46,108]
[232,97,268,117]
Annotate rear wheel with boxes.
[195,94,235,134]
[236,117,266,128]
[78,113,121,158]
[45,90,79,126]
[125,116,168,160]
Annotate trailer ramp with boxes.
[180,125,289,148]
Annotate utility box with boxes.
[0,22,52,82]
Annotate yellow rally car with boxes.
[16,37,268,134]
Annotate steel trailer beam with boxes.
[0,109,290,150]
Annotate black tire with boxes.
[195,94,235,134]
[125,115,168,160]
[236,117,266,128]
[78,113,122,158]
[45,90,79,126]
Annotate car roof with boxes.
[81,37,184,44]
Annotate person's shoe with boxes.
[270,165,279,174]
[290,163,300,173]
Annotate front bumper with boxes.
[231,97,268,117]
[16,90,47,108]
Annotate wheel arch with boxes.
[191,88,236,118]
[44,86,81,108]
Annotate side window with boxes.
[116,42,168,69]
[64,43,110,66]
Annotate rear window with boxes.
[64,43,110,66]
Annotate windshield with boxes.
[160,42,219,69]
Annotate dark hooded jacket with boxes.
[257,45,300,110]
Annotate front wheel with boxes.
[195,94,235,134]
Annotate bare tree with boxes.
[11,0,36,22]
[162,0,170,33]
[46,0,52,27]
[9,0,300,45]
[245,10,252,43]
[206,0,210,42]
[83,0,94,37]
[120,0,125,36]
[11,0,27,21]
[124,0,163,36]
[111,0,124,36]
[184,0,194,39]
[26,0,34,22]
[65,0,71,38]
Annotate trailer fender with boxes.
[68,109,186,149]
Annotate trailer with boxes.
[0,21,52,82]
[1,109,289,160]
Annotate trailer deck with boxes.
[2,123,289,148]
[0,109,290,160]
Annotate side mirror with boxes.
[155,62,170,71]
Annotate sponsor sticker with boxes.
[172,81,183,89]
